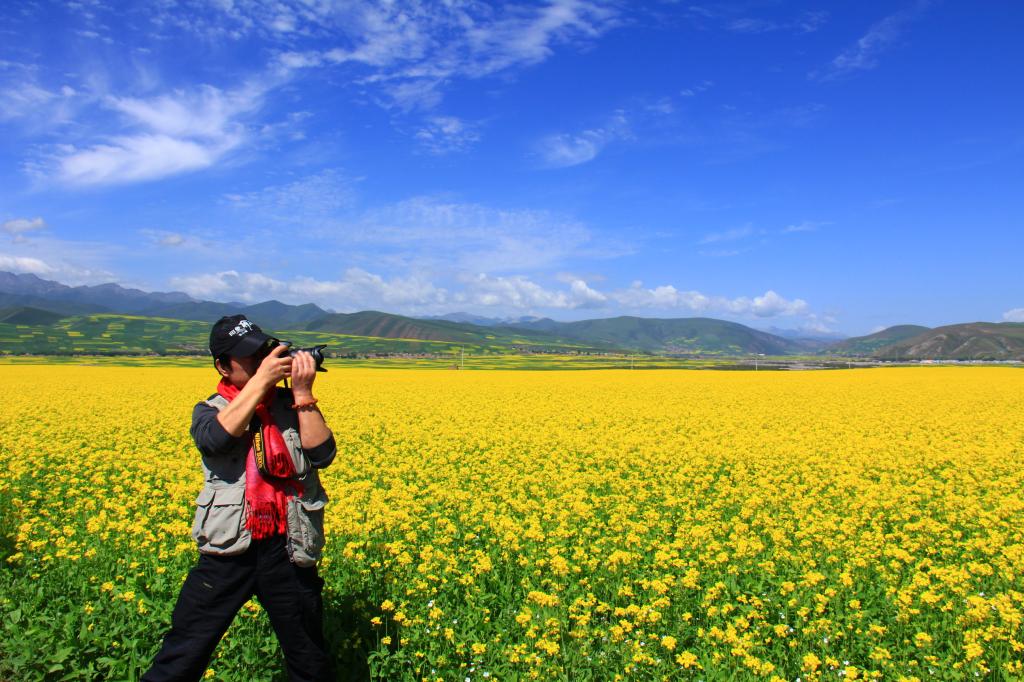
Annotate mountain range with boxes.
[1,271,1022,360]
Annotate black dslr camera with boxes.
[261,338,328,372]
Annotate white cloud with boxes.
[1003,308,1024,323]
[0,72,81,132]
[51,82,267,186]
[108,84,261,139]
[1,217,47,235]
[57,134,232,186]
[743,290,809,317]
[814,3,930,81]
[0,254,57,275]
[795,314,839,335]
[13,1,620,182]
[610,283,808,318]
[414,116,481,155]
[455,273,608,310]
[0,82,55,121]
[538,111,630,168]
[170,268,448,310]
[139,229,212,251]
[266,0,620,109]
[166,266,810,321]
[612,282,710,311]
[0,252,115,284]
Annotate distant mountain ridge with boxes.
[420,312,546,326]
[873,323,1024,361]
[503,316,808,355]
[2,271,1021,359]
[829,325,932,356]
[0,271,328,331]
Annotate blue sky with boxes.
[1,1,1021,335]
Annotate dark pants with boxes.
[143,536,333,682]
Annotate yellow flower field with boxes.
[1,365,1023,680]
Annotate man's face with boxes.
[219,353,260,388]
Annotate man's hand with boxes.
[291,350,317,400]
[254,344,293,391]
[289,349,331,451]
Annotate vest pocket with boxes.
[289,491,327,566]
[194,486,246,550]
[283,428,309,477]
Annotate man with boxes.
[144,315,336,682]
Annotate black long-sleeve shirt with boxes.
[190,388,336,469]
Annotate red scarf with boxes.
[217,379,303,539]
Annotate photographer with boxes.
[144,315,336,682]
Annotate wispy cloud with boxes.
[679,80,713,97]
[796,11,829,34]
[0,68,80,129]
[414,116,481,155]
[268,0,621,110]
[1,217,47,235]
[537,110,630,168]
[813,2,931,81]
[10,2,621,182]
[696,219,824,254]
[224,169,358,222]
[697,8,828,35]
[0,81,56,120]
[138,228,217,252]
[51,82,268,186]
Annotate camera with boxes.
[262,339,328,372]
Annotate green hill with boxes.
[0,311,809,357]
[873,322,1024,361]
[827,325,931,356]
[507,316,804,355]
[307,310,487,342]
[303,310,603,349]
[0,312,608,357]
[242,300,329,329]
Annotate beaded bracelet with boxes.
[291,397,319,409]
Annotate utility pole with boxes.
[460,346,464,370]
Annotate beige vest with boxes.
[191,394,328,567]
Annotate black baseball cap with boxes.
[209,314,273,358]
